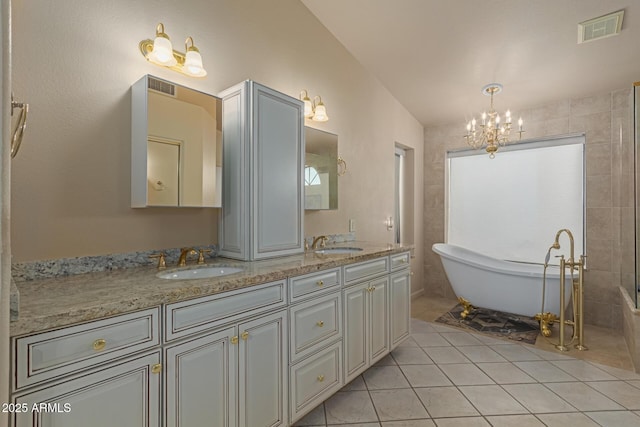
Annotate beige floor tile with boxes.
[439,332,485,346]
[293,404,325,426]
[390,346,433,365]
[485,415,545,427]
[422,347,469,364]
[363,366,410,390]
[476,362,536,384]
[492,344,542,362]
[412,333,451,347]
[381,421,435,427]
[369,389,429,421]
[324,391,378,425]
[459,385,528,416]
[513,361,577,382]
[400,365,452,388]
[502,383,577,413]
[456,346,507,363]
[536,412,600,427]
[550,360,618,381]
[586,410,640,427]
[432,417,490,427]
[374,354,398,366]
[544,382,624,411]
[437,363,495,386]
[586,381,640,410]
[413,386,478,418]
[340,375,366,392]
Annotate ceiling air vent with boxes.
[147,76,176,97]
[578,10,624,44]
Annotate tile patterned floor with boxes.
[293,317,640,427]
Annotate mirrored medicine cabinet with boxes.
[305,127,338,210]
[131,75,222,208]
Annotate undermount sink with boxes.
[158,266,244,280]
[314,247,363,255]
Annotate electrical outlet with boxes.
[349,219,356,232]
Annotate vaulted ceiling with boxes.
[302,0,640,127]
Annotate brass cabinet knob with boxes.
[316,321,324,327]
[241,331,249,341]
[231,336,239,345]
[317,280,324,287]
[371,286,376,292]
[317,375,325,382]
[92,339,107,351]
[151,363,162,374]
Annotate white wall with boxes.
[10,0,424,291]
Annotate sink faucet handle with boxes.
[197,248,213,265]
[149,253,167,270]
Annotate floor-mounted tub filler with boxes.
[433,231,587,352]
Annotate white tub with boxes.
[432,243,572,318]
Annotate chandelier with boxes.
[464,83,524,158]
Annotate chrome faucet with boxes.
[311,235,328,250]
[177,248,197,266]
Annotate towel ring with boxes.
[11,93,29,159]
[337,157,347,176]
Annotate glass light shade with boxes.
[312,103,329,122]
[149,36,177,66]
[184,50,207,77]
[303,99,313,118]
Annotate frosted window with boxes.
[446,135,585,264]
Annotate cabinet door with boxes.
[369,277,390,364]
[13,352,161,427]
[343,282,368,383]
[252,83,304,260]
[390,271,411,349]
[165,327,237,427]
[238,310,288,427]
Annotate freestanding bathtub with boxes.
[432,243,572,318]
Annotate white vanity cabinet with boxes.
[389,252,411,349]
[163,280,289,427]
[11,308,162,427]
[287,268,343,423]
[343,259,390,384]
[218,80,305,261]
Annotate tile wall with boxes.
[423,87,634,330]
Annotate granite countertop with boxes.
[10,242,412,337]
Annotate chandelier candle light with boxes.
[464,83,524,158]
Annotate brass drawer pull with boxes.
[317,374,325,382]
[151,363,162,374]
[231,336,239,345]
[92,339,107,351]
[241,331,249,341]
[317,280,324,287]
[317,321,324,327]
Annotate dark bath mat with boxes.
[435,303,540,345]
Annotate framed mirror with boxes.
[131,75,222,207]
[305,127,338,210]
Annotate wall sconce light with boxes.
[139,23,207,78]
[300,90,329,122]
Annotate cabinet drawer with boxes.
[165,280,286,341]
[390,252,411,271]
[289,268,341,302]
[290,341,343,423]
[344,256,389,286]
[289,292,342,362]
[14,308,160,390]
